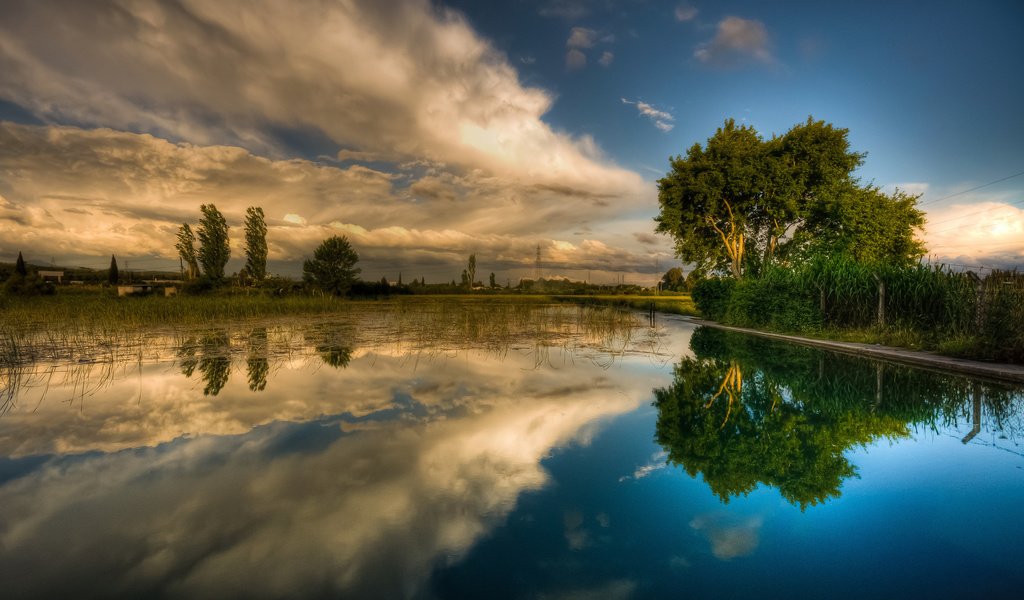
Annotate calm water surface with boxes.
[1,301,1022,599]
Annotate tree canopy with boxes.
[244,206,268,282]
[176,223,200,280]
[303,235,361,296]
[655,117,924,278]
[197,204,230,281]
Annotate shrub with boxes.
[691,277,735,321]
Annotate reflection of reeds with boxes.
[1,298,654,407]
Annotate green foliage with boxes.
[690,277,735,321]
[176,223,200,280]
[654,326,1020,509]
[467,254,476,289]
[796,185,926,266]
[197,204,230,281]
[724,268,820,331]
[303,235,361,296]
[3,274,56,297]
[660,267,685,291]
[656,117,864,278]
[691,255,1024,363]
[243,206,268,282]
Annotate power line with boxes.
[918,169,1024,206]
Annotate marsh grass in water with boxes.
[1,297,660,411]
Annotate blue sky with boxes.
[0,0,1021,280]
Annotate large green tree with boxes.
[797,185,926,266]
[655,117,864,278]
[176,223,200,280]
[197,204,230,281]
[243,206,268,282]
[303,235,360,296]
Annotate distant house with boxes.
[117,281,178,297]
[38,270,64,284]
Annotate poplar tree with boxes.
[176,224,200,280]
[197,204,230,281]
[243,206,268,282]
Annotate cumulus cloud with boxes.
[566,48,588,69]
[622,98,675,132]
[674,4,699,22]
[694,16,774,67]
[567,27,599,49]
[598,51,615,67]
[0,122,663,281]
[0,0,642,195]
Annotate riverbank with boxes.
[673,315,1024,384]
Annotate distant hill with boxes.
[0,261,181,283]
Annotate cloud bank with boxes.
[0,0,668,281]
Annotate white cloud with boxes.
[694,16,774,67]
[598,51,614,67]
[674,4,699,22]
[566,48,588,70]
[0,123,664,281]
[0,0,642,196]
[621,98,675,132]
[924,200,1024,267]
[567,27,598,49]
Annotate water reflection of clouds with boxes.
[689,514,764,560]
[0,343,659,597]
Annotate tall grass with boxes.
[691,260,1024,363]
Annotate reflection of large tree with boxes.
[654,327,1018,509]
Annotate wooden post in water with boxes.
[962,382,982,444]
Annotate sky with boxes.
[0,0,1022,284]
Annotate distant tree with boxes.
[176,224,200,280]
[243,206,268,282]
[15,251,27,276]
[461,269,469,287]
[489,272,496,288]
[397,272,403,286]
[197,204,230,281]
[380,276,389,287]
[108,254,119,285]
[661,267,684,291]
[303,235,360,296]
[467,254,476,289]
